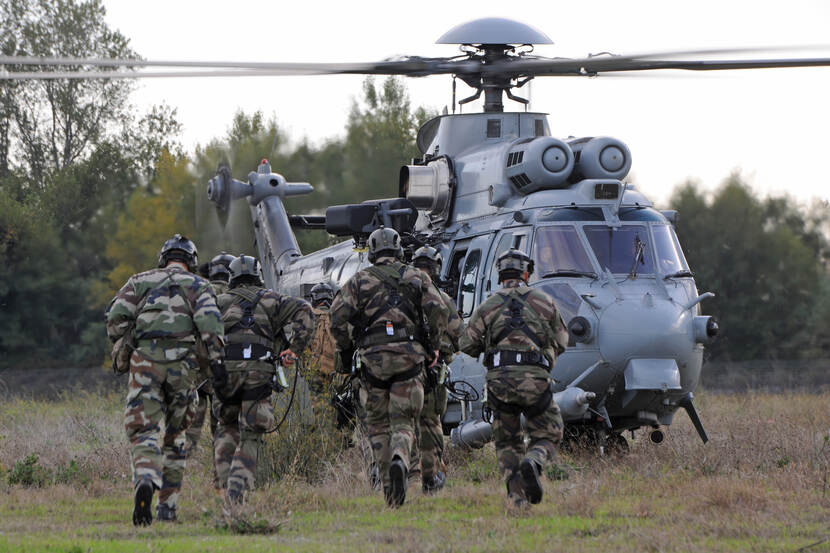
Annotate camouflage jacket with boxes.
[217,284,314,372]
[438,288,464,359]
[330,256,448,378]
[210,280,229,296]
[460,280,568,380]
[106,266,224,363]
[307,305,336,377]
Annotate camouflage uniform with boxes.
[330,255,447,499]
[411,287,463,487]
[185,278,228,483]
[460,279,568,503]
[213,284,314,499]
[106,266,224,513]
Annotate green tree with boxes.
[670,175,829,360]
[340,77,433,206]
[7,0,136,182]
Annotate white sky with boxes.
[102,0,830,208]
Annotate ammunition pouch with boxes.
[487,387,552,418]
[361,364,423,390]
[111,333,135,375]
[484,349,550,370]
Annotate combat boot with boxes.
[520,458,543,504]
[422,471,446,494]
[156,503,177,522]
[227,488,244,505]
[506,470,528,509]
[387,457,407,507]
[132,479,154,526]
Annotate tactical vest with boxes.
[484,288,555,370]
[356,264,426,348]
[223,287,275,361]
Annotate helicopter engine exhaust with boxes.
[450,387,595,450]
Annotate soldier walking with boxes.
[106,234,224,525]
[330,228,447,507]
[459,249,568,508]
[410,246,463,494]
[186,253,235,461]
[305,282,337,396]
[213,255,314,503]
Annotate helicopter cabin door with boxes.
[482,226,531,301]
[447,235,493,321]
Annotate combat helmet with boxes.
[496,248,534,283]
[309,282,334,307]
[228,254,263,287]
[367,227,403,263]
[158,234,198,272]
[412,246,443,278]
[209,252,235,282]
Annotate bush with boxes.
[6,454,92,487]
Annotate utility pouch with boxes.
[111,333,135,375]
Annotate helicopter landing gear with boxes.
[560,426,629,456]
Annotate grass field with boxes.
[0,390,828,552]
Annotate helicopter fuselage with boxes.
[211,110,715,443]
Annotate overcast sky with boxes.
[102,0,830,207]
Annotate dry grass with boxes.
[0,390,828,552]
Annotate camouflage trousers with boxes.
[185,387,219,486]
[364,367,424,490]
[124,351,198,509]
[411,384,447,481]
[488,376,563,485]
[213,369,275,497]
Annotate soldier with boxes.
[459,248,568,508]
[305,282,337,395]
[186,253,235,483]
[410,246,463,494]
[106,234,224,526]
[213,255,314,503]
[330,227,447,507]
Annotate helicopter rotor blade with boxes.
[0,56,471,80]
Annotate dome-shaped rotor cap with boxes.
[436,17,553,45]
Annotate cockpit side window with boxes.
[532,226,594,280]
[653,225,690,275]
[459,250,481,318]
[584,225,654,275]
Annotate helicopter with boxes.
[5,17,830,451]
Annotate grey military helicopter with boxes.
[6,17,830,450]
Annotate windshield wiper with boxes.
[542,270,598,279]
[628,236,647,279]
[664,270,694,280]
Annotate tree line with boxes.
[0,0,828,368]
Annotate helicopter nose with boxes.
[597,294,694,366]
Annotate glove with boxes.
[210,360,228,393]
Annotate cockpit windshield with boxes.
[584,225,654,275]
[532,225,594,279]
[652,224,690,275]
